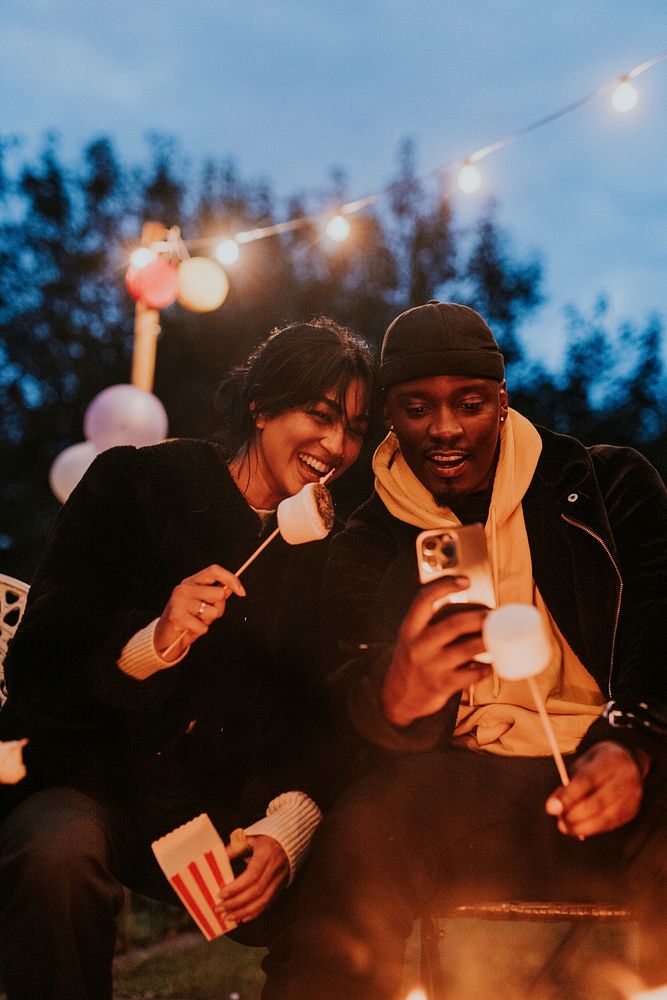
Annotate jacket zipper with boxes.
[561,513,623,698]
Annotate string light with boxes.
[325,214,351,241]
[126,47,667,267]
[129,247,157,268]
[215,238,240,265]
[612,75,639,112]
[457,160,482,194]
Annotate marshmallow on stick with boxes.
[227,478,334,574]
[160,477,335,659]
[276,481,335,544]
[232,483,334,574]
[0,738,28,785]
[482,604,569,786]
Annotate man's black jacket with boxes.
[323,427,667,765]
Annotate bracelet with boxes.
[603,700,667,738]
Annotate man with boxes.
[263,301,667,999]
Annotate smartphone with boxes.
[415,523,496,613]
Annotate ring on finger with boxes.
[196,600,208,618]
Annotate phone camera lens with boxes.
[442,541,457,563]
[423,539,438,553]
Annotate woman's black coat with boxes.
[0,439,343,832]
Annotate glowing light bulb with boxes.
[457,161,482,194]
[405,990,428,1000]
[630,988,667,999]
[612,76,638,113]
[215,238,240,265]
[130,247,157,269]
[325,214,351,242]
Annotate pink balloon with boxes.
[84,384,168,451]
[49,441,99,504]
[125,257,179,309]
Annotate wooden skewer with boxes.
[526,675,570,786]
[233,526,280,576]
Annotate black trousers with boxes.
[262,750,667,1000]
[0,785,287,1000]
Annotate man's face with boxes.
[384,375,508,505]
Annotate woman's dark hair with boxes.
[215,317,376,460]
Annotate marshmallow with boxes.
[482,604,551,680]
[0,738,27,784]
[277,483,334,545]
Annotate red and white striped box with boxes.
[152,813,238,940]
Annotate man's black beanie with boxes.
[380,300,505,389]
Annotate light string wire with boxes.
[145,47,667,255]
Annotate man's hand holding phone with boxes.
[381,575,492,727]
[381,525,496,728]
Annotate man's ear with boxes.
[383,400,394,432]
[499,380,509,421]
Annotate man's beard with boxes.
[433,486,469,508]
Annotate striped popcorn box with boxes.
[152,813,238,940]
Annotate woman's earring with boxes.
[388,424,395,432]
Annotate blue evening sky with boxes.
[3,0,666,370]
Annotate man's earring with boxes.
[500,414,506,423]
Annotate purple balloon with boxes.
[84,384,168,451]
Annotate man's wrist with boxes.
[624,745,652,780]
[381,669,416,728]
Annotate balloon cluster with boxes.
[125,253,229,312]
[49,385,168,503]
[49,247,231,504]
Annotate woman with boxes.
[0,317,374,1000]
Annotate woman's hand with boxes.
[154,564,245,661]
[216,835,290,924]
[545,741,649,837]
[381,575,491,727]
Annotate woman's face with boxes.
[247,377,369,509]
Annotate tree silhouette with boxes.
[509,298,667,470]
[0,137,131,574]
[0,134,663,579]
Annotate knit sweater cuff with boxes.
[245,792,322,885]
[117,620,189,679]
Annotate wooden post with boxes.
[130,221,168,392]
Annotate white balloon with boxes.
[83,384,168,451]
[178,257,229,312]
[49,441,99,504]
